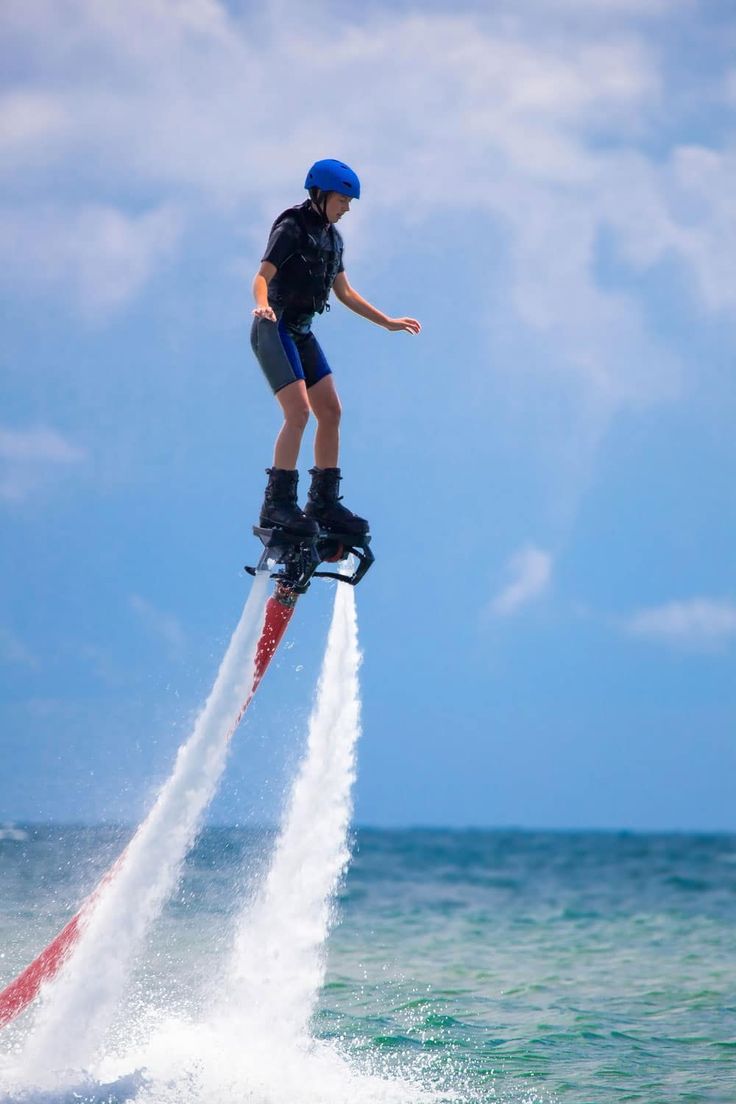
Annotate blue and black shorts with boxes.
[251,316,332,394]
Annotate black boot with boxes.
[259,468,318,536]
[304,467,369,538]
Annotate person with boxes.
[250,158,421,539]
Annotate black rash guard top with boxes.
[261,200,345,333]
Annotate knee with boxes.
[285,403,310,432]
[317,396,342,428]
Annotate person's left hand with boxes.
[385,317,421,334]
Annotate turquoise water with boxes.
[1,827,735,1103]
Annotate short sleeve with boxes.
[262,217,302,269]
[334,226,344,274]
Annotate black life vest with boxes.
[267,201,343,318]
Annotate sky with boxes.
[1,0,734,831]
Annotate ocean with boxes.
[1,586,734,1102]
[1,825,735,1104]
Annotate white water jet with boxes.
[3,580,442,1104]
[227,580,362,1042]
[18,572,270,1084]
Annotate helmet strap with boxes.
[308,187,331,226]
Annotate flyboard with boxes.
[0,525,373,1029]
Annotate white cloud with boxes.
[0,91,69,160]
[130,595,186,658]
[489,545,553,617]
[522,0,683,10]
[601,144,736,314]
[0,0,731,407]
[725,69,736,104]
[0,426,87,501]
[0,203,182,315]
[0,427,84,464]
[0,626,38,668]
[623,598,736,651]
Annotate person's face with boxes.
[324,192,352,223]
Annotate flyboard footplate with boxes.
[245,525,374,591]
[245,526,321,594]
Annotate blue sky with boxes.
[1,0,734,830]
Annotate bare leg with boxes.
[307,375,342,469]
[301,376,368,536]
[273,380,310,469]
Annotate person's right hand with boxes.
[253,305,277,322]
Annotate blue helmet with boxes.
[304,159,361,199]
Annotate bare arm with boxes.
[333,272,421,334]
[252,261,277,321]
